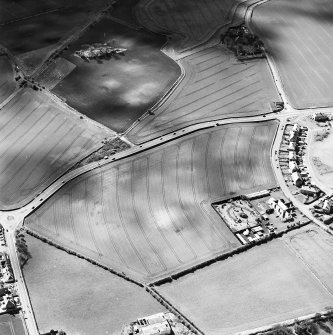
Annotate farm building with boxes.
[288,142,296,151]
[289,151,296,161]
[246,189,270,200]
[289,161,298,173]
[292,172,303,187]
[127,313,172,335]
[323,199,333,214]
[300,186,318,196]
[289,130,298,142]
[267,197,293,220]
[312,112,329,122]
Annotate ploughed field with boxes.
[136,0,238,52]
[251,0,333,109]
[26,121,278,282]
[127,46,280,143]
[158,239,333,335]
[0,89,108,210]
[0,315,26,335]
[51,18,180,133]
[24,235,163,335]
[0,55,16,104]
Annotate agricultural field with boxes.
[0,88,109,210]
[251,0,333,109]
[25,121,278,282]
[157,239,333,335]
[284,225,333,294]
[0,0,108,71]
[23,235,163,335]
[136,0,241,52]
[0,55,16,103]
[0,315,26,335]
[127,46,280,143]
[51,18,180,132]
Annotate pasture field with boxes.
[0,88,109,210]
[283,225,333,294]
[158,239,333,335]
[136,0,240,52]
[251,0,333,109]
[23,235,163,335]
[0,315,26,335]
[127,46,280,143]
[52,18,180,132]
[0,55,16,103]
[26,121,278,282]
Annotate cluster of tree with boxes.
[15,229,31,268]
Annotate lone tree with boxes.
[15,229,31,268]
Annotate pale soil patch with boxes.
[23,235,163,335]
[26,121,277,282]
[157,239,333,335]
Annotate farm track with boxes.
[25,121,278,282]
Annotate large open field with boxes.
[26,121,278,282]
[0,315,26,335]
[0,88,109,210]
[51,18,180,132]
[284,225,333,294]
[158,239,333,335]
[136,0,240,52]
[127,46,280,143]
[0,55,16,103]
[251,0,333,109]
[0,0,108,71]
[24,235,163,335]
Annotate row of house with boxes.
[0,225,6,246]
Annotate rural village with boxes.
[1,0,333,335]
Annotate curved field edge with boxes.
[25,120,278,283]
[0,89,111,210]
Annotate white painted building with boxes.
[292,172,303,187]
[289,161,298,173]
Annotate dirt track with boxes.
[26,121,278,282]
[127,46,280,143]
[0,89,108,210]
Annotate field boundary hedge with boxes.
[25,228,144,288]
[149,220,311,286]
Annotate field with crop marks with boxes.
[0,315,26,335]
[24,235,163,335]
[0,88,109,210]
[26,121,278,282]
[158,239,333,335]
[0,55,16,103]
[284,225,333,294]
[251,0,333,109]
[127,46,280,143]
[136,0,242,52]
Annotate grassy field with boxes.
[158,239,333,335]
[0,315,26,335]
[0,88,109,210]
[51,18,180,132]
[284,225,333,295]
[127,46,280,143]
[26,121,278,282]
[0,55,16,103]
[251,0,333,109]
[23,235,163,335]
[136,0,239,52]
